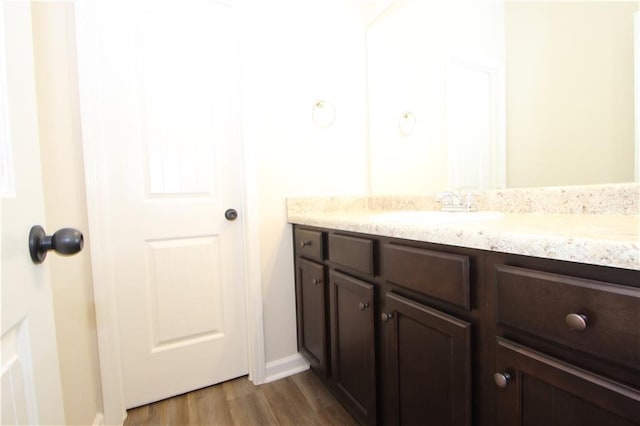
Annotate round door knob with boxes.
[300,241,312,248]
[565,313,588,331]
[381,312,393,322]
[225,209,238,221]
[312,278,321,286]
[494,372,511,388]
[29,225,84,264]
[358,301,370,311]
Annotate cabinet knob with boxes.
[565,313,588,331]
[494,372,511,388]
[358,301,370,311]
[381,312,393,322]
[300,240,312,248]
[312,278,321,286]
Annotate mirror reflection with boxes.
[367,1,639,195]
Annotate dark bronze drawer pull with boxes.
[300,240,312,248]
[565,313,588,331]
[381,312,393,322]
[312,278,321,286]
[494,372,511,388]
[358,301,370,311]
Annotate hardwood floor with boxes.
[124,370,357,425]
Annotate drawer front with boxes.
[294,228,323,261]
[328,234,374,275]
[383,243,470,310]
[496,265,640,369]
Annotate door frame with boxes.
[635,10,640,182]
[74,2,265,424]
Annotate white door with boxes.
[75,0,249,408]
[1,2,65,425]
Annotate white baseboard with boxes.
[263,353,310,383]
[93,412,105,426]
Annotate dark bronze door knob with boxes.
[225,209,238,221]
[29,225,84,264]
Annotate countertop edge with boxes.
[288,213,640,271]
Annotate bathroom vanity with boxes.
[288,187,640,426]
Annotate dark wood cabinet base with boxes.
[293,225,640,426]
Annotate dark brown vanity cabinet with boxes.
[494,338,640,426]
[295,258,327,375]
[492,261,640,426]
[330,270,376,425]
[293,224,640,425]
[294,226,475,425]
[382,292,472,425]
[294,228,328,376]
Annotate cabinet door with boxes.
[296,258,327,375]
[495,337,640,426]
[330,271,376,425]
[383,292,472,426]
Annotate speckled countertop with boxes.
[287,184,640,271]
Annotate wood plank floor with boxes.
[123,370,358,426]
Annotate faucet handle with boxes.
[435,191,454,206]
[463,192,478,211]
[436,190,477,212]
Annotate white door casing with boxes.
[635,10,640,182]
[445,55,506,191]
[1,2,66,425]
[75,0,258,415]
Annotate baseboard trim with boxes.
[93,412,105,426]
[263,353,310,384]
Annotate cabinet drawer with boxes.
[328,234,374,275]
[294,228,323,261]
[496,265,640,369]
[383,243,470,310]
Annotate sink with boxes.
[369,210,503,223]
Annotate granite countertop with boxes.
[286,184,640,271]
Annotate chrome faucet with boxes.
[436,191,477,212]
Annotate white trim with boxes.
[445,54,506,190]
[92,413,105,426]
[74,3,127,425]
[634,11,639,182]
[233,3,266,385]
[264,354,310,384]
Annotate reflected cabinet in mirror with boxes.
[367,0,639,195]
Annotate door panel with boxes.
[75,0,248,408]
[296,258,327,374]
[146,236,224,347]
[495,337,640,426]
[1,2,65,424]
[385,292,471,426]
[330,270,376,425]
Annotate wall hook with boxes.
[312,99,336,128]
[398,111,416,135]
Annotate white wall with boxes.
[367,0,505,195]
[31,3,103,425]
[506,2,637,187]
[237,0,369,363]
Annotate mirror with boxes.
[367,0,639,195]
